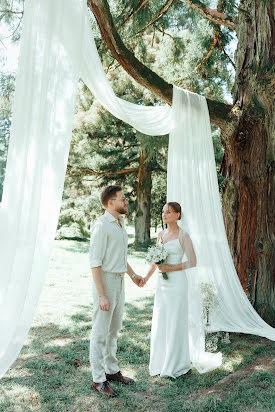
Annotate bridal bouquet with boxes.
[146,244,169,280]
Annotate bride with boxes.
[144,202,197,378]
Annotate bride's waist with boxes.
[166,258,182,265]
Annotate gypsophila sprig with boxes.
[146,243,169,280]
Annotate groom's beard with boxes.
[115,206,127,215]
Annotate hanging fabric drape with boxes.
[0,0,274,379]
[80,9,172,136]
[0,0,86,378]
[168,87,275,372]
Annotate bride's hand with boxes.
[156,264,171,273]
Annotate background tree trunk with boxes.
[221,0,275,325]
[134,149,152,244]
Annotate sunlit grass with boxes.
[220,354,244,372]
[0,237,274,412]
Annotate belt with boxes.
[103,271,125,278]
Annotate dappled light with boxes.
[1,289,274,411]
[0,0,274,410]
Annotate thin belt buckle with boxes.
[110,272,124,278]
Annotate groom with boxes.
[89,185,144,397]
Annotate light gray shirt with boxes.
[89,210,128,273]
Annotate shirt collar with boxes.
[104,210,124,225]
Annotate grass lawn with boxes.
[0,237,274,412]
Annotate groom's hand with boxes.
[99,295,110,311]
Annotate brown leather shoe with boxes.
[106,371,135,384]
[92,381,117,397]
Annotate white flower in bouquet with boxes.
[146,243,169,280]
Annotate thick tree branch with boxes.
[88,0,233,131]
[88,0,173,104]
[182,0,235,30]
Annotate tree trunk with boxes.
[134,149,152,245]
[221,0,275,325]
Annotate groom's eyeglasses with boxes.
[111,197,127,203]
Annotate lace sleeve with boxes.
[178,228,185,252]
[157,230,164,244]
[179,228,197,267]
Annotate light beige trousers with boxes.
[90,272,125,383]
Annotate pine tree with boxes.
[64,78,168,244]
[0,1,229,245]
[88,0,275,323]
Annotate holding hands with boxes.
[127,262,146,287]
[132,274,146,287]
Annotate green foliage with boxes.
[151,172,167,229]
[62,74,169,238]
[62,0,233,237]
[0,0,24,42]
[108,0,235,99]
[212,125,225,186]
[0,0,235,238]
[0,73,15,200]
[0,115,10,200]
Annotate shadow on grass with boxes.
[55,240,90,255]
[0,297,154,412]
[56,238,148,258]
[128,242,153,253]
[1,295,274,412]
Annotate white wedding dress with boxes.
[149,234,191,378]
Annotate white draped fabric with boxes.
[0,0,86,379]
[80,9,172,136]
[168,87,275,372]
[0,0,274,379]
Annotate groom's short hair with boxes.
[100,185,122,207]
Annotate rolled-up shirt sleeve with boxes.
[89,223,108,268]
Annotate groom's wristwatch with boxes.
[131,273,137,279]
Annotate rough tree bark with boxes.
[221,0,275,325]
[87,0,275,323]
[134,149,152,244]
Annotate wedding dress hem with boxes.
[149,366,191,379]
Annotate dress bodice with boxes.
[161,238,184,265]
